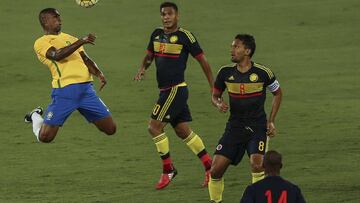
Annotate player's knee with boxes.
[210,166,223,179]
[38,132,55,143]
[148,122,162,135]
[104,124,116,135]
[251,162,263,173]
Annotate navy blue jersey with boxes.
[240,176,306,203]
[147,27,203,88]
[214,62,279,125]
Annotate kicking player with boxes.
[25,8,116,143]
[134,2,214,189]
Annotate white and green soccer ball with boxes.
[75,0,99,8]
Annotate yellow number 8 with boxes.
[258,141,265,151]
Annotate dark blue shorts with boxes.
[150,85,192,127]
[43,82,111,126]
[214,122,268,165]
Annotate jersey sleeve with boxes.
[240,185,255,203]
[264,68,280,93]
[146,30,156,54]
[213,68,226,94]
[34,38,53,58]
[183,31,203,59]
[295,186,306,203]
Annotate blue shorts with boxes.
[43,82,111,126]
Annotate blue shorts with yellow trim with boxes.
[43,82,111,126]
[151,83,192,127]
[214,122,268,165]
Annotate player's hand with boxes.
[98,73,107,91]
[216,99,229,113]
[82,33,96,45]
[134,67,146,81]
[266,121,276,137]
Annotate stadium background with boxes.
[0,0,359,202]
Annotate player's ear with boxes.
[245,48,251,56]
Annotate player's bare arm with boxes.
[195,54,214,91]
[134,52,154,81]
[267,87,282,137]
[212,91,229,113]
[80,51,107,91]
[46,33,96,61]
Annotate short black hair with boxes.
[39,8,58,28]
[235,34,256,57]
[263,150,283,171]
[160,2,178,12]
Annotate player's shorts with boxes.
[43,82,111,126]
[214,121,268,165]
[150,82,192,127]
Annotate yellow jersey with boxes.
[34,32,93,88]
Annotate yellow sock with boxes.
[252,171,265,183]
[183,131,205,155]
[208,177,224,203]
[152,133,169,156]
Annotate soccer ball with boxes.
[75,0,99,8]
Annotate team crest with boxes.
[249,73,258,82]
[46,111,53,120]
[170,35,178,43]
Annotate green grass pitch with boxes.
[0,0,359,202]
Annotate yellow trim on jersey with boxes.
[253,63,274,79]
[153,42,183,54]
[225,82,264,94]
[217,63,237,74]
[179,28,196,43]
[157,86,178,121]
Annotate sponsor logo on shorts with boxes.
[216,144,223,151]
[46,111,53,120]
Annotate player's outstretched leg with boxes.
[174,122,212,187]
[93,115,117,135]
[148,119,177,190]
[24,106,59,143]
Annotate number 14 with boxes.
[265,190,287,203]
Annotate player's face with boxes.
[44,11,62,33]
[231,39,251,63]
[160,7,178,29]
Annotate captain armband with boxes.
[267,80,280,92]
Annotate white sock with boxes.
[31,112,43,141]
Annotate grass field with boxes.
[0,0,360,202]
